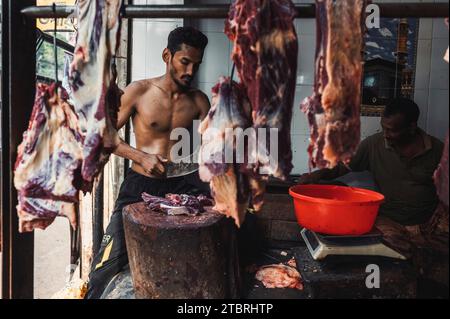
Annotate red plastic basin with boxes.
[289,185,385,236]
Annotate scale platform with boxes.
[301,228,407,261]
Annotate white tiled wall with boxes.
[188,0,233,100]
[415,14,449,142]
[369,0,450,142]
[130,0,184,147]
[132,0,184,81]
[131,0,449,174]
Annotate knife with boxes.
[165,148,200,178]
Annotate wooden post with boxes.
[1,0,36,299]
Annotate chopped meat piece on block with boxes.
[141,192,214,216]
[255,264,303,290]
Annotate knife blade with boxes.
[165,148,200,178]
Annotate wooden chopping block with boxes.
[123,202,241,299]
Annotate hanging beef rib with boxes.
[14,0,123,232]
[14,84,82,232]
[301,0,366,169]
[69,0,122,183]
[199,77,265,227]
[225,0,298,180]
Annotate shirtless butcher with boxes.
[85,27,210,299]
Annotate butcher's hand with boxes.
[140,154,168,177]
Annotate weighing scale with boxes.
[301,228,407,261]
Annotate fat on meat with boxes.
[301,0,367,169]
[225,0,298,180]
[14,0,123,232]
[69,0,122,183]
[199,77,265,227]
[14,84,82,232]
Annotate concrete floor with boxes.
[34,218,71,299]
[0,217,71,299]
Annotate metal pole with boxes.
[1,0,36,299]
[21,3,450,19]
[124,0,133,174]
[0,0,10,295]
[93,175,104,257]
[52,3,58,85]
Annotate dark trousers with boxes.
[85,168,210,299]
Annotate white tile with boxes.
[197,82,215,101]
[427,89,449,141]
[196,32,230,83]
[132,19,184,80]
[418,19,433,40]
[296,19,316,36]
[297,34,315,85]
[361,117,382,140]
[429,37,450,89]
[132,21,148,81]
[291,85,313,135]
[155,21,183,78]
[414,89,430,130]
[432,18,450,38]
[414,39,432,90]
[195,19,226,33]
[291,134,311,175]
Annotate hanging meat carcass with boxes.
[69,0,122,183]
[225,0,298,181]
[301,0,367,169]
[199,0,297,226]
[14,84,82,232]
[14,0,123,232]
[199,77,265,227]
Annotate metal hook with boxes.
[119,1,126,18]
[230,63,236,82]
[53,2,59,86]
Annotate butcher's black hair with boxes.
[167,27,208,55]
[384,98,420,125]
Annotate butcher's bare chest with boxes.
[133,88,201,136]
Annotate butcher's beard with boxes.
[170,69,192,91]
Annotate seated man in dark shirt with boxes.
[299,98,444,257]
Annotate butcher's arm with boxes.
[113,82,144,162]
[113,84,153,165]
